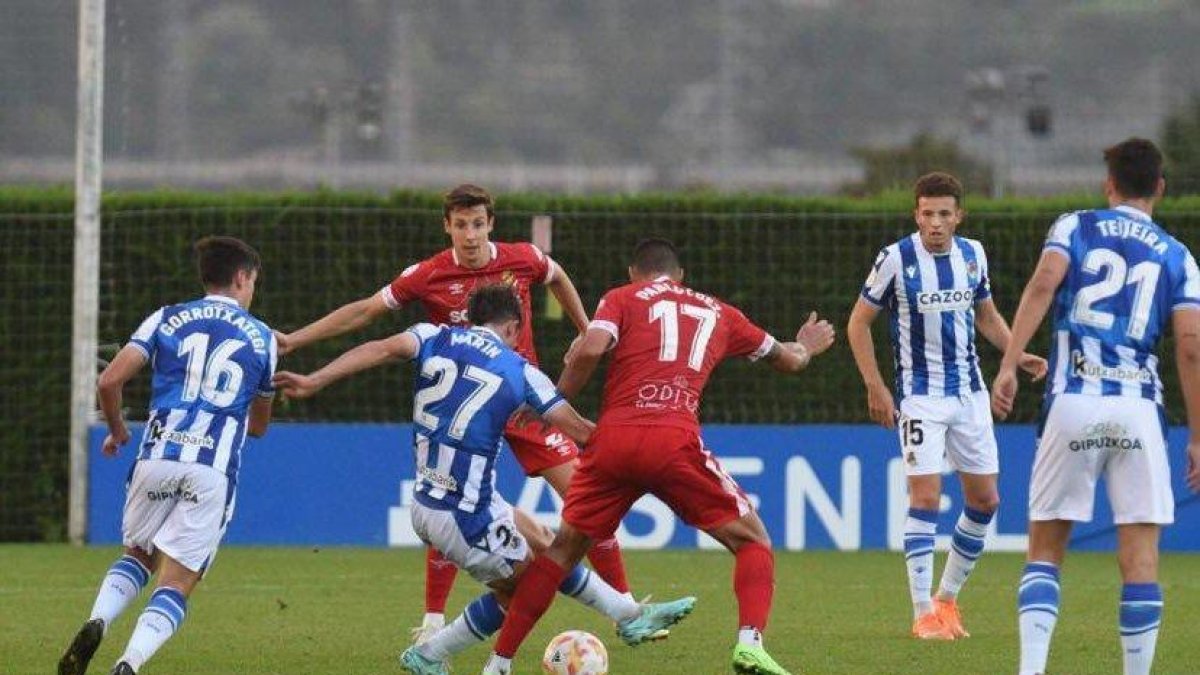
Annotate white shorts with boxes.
[122,459,233,573]
[410,494,531,585]
[1030,394,1172,524]
[896,390,999,476]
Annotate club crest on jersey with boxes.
[501,270,517,286]
[965,260,979,283]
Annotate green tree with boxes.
[846,133,993,196]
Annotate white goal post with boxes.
[69,0,105,544]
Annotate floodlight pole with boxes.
[70,0,105,545]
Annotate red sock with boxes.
[586,537,630,594]
[733,542,775,631]
[494,556,568,658]
[425,547,458,614]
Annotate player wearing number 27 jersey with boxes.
[994,139,1200,675]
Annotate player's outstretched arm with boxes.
[558,327,614,399]
[543,401,596,447]
[992,251,1068,419]
[764,311,835,374]
[274,332,419,399]
[847,298,896,429]
[281,293,391,355]
[1173,308,1200,492]
[96,344,148,456]
[546,261,591,335]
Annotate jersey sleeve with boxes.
[380,261,427,310]
[723,303,776,362]
[588,289,624,345]
[1043,213,1079,260]
[860,247,899,308]
[522,363,566,415]
[257,330,279,398]
[973,242,992,302]
[520,242,555,285]
[1172,249,1200,312]
[127,307,165,359]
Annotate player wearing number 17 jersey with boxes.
[484,239,836,675]
[993,139,1200,675]
[59,237,277,675]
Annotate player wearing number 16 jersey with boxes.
[993,139,1200,675]
[484,239,836,675]
[273,285,690,675]
[59,237,277,675]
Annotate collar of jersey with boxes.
[912,232,954,257]
[652,274,672,282]
[1114,204,1152,221]
[470,325,504,343]
[452,241,498,268]
[203,293,241,307]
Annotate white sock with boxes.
[904,508,938,619]
[484,653,513,674]
[1119,583,1163,675]
[89,555,151,629]
[1018,562,1060,675]
[419,615,479,660]
[421,611,445,628]
[737,627,763,648]
[559,565,640,621]
[937,507,992,599]
[120,587,187,670]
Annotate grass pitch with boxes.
[3,545,1199,674]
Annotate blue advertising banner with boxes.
[88,423,1200,551]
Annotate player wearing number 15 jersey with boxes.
[273,285,690,675]
[59,237,277,675]
[484,239,836,675]
[848,172,1048,641]
[994,139,1200,675]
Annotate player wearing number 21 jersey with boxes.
[59,237,277,675]
[273,285,691,675]
[484,239,836,675]
[994,139,1200,675]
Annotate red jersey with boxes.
[379,241,554,365]
[589,276,776,432]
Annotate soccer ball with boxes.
[541,630,608,675]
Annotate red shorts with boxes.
[504,416,579,476]
[562,424,752,540]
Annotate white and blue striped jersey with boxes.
[1043,205,1200,403]
[127,294,277,478]
[406,323,565,537]
[861,233,992,400]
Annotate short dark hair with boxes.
[631,238,681,276]
[467,284,523,327]
[914,172,964,207]
[1104,138,1164,199]
[195,236,261,288]
[443,183,494,220]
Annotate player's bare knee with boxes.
[546,525,592,569]
[966,493,999,515]
[1118,547,1159,582]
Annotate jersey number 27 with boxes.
[414,356,504,439]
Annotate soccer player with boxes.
[278,184,632,639]
[273,285,689,675]
[58,237,278,675]
[846,172,1047,640]
[992,138,1200,675]
[481,239,836,675]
